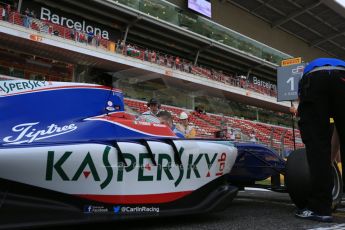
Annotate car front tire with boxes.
[285,148,343,210]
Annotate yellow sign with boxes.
[281,57,302,67]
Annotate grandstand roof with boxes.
[227,0,345,59]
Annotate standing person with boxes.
[27,10,34,29]
[1,7,5,21]
[95,32,101,47]
[23,8,30,28]
[87,31,94,44]
[249,130,256,143]
[144,49,149,61]
[4,4,10,21]
[70,29,75,40]
[137,98,161,123]
[175,56,180,70]
[295,58,345,222]
[151,50,156,63]
[229,129,236,141]
[116,39,121,53]
[220,114,227,132]
[176,112,196,138]
[79,32,86,43]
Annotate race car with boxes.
[0,80,342,228]
[0,80,238,228]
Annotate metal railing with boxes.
[113,0,292,65]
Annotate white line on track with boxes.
[307,223,345,230]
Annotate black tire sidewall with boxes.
[285,148,343,210]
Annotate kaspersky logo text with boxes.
[0,80,47,94]
[45,146,227,189]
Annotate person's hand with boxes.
[289,106,297,116]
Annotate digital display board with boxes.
[188,0,211,18]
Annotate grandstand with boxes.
[1,0,344,153]
[124,97,303,152]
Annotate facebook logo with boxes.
[113,205,121,214]
[84,205,93,213]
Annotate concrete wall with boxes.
[167,0,329,62]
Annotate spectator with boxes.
[240,78,246,88]
[229,129,236,141]
[87,31,94,44]
[91,33,97,46]
[249,130,256,142]
[164,55,168,66]
[175,56,180,70]
[23,8,30,28]
[53,30,59,36]
[4,4,10,21]
[27,10,35,28]
[95,32,101,47]
[137,98,161,123]
[70,29,75,40]
[116,39,121,53]
[13,1,18,11]
[220,114,227,131]
[168,55,174,68]
[48,24,53,34]
[195,105,206,114]
[126,44,133,56]
[74,30,79,41]
[79,31,86,43]
[156,53,160,64]
[144,49,149,61]
[157,111,184,138]
[1,7,5,21]
[235,131,242,141]
[8,66,14,76]
[151,50,156,63]
[176,112,196,138]
[39,20,50,33]
[214,130,224,139]
[120,41,126,55]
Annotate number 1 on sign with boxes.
[287,77,294,91]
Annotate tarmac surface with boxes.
[47,188,345,230]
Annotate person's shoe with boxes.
[295,209,333,222]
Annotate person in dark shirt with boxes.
[4,4,10,21]
[295,58,345,223]
[87,31,94,44]
[137,98,161,123]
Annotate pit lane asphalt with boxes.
[53,189,345,230]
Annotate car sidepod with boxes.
[0,139,237,228]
